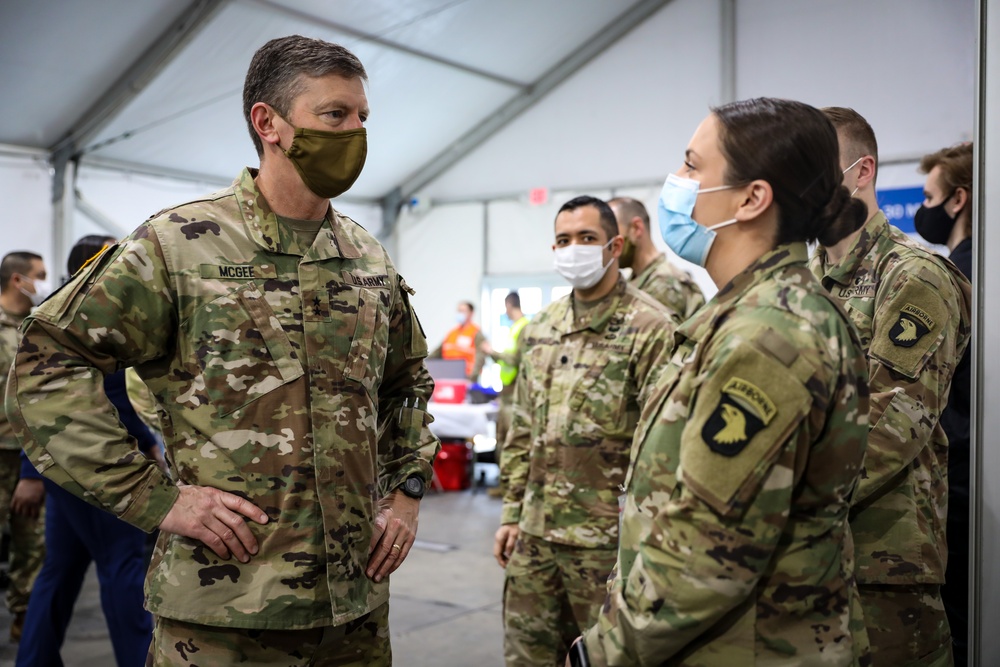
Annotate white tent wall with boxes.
[396,203,485,350]
[0,155,54,274]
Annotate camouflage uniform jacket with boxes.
[5,168,440,630]
[630,253,706,321]
[583,243,871,666]
[811,211,972,585]
[0,308,25,450]
[500,277,675,549]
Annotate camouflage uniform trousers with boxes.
[503,532,617,666]
[860,583,953,667]
[0,449,44,615]
[146,602,391,666]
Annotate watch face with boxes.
[405,476,424,497]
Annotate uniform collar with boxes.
[812,210,889,286]
[234,168,362,260]
[555,275,628,335]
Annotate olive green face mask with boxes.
[283,127,367,199]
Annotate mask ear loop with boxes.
[841,157,865,197]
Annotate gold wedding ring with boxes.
[391,543,401,551]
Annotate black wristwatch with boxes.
[399,475,426,500]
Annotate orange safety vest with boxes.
[441,322,480,377]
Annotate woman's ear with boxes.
[734,180,773,221]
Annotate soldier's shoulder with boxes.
[652,254,696,282]
[732,268,849,347]
[525,298,566,330]
[332,209,395,268]
[144,184,236,227]
[876,238,964,299]
[622,283,678,326]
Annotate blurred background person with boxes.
[480,291,528,498]
[917,142,974,667]
[0,250,48,642]
[609,196,704,321]
[429,300,486,382]
[15,236,158,667]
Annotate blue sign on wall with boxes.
[876,186,924,234]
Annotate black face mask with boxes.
[913,192,956,246]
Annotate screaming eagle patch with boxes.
[702,377,776,457]
[889,303,934,348]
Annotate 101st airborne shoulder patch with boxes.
[701,377,777,456]
[889,302,935,348]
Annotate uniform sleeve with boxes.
[499,328,532,525]
[489,348,518,368]
[376,275,440,495]
[854,260,970,504]
[0,328,19,448]
[125,367,161,433]
[4,228,179,533]
[583,328,817,665]
[470,330,487,381]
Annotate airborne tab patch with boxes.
[889,302,934,348]
[701,377,775,457]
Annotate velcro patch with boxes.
[682,340,811,517]
[869,272,948,379]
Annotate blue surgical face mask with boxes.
[657,173,737,267]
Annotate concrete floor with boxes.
[0,471,506,667]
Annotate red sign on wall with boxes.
[528,187,549,206]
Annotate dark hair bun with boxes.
[815,185,868,247]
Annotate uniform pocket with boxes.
[338,286,389,392]
[191,283,303,417]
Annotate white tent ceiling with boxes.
[0,0,667,204]
[0,0,976,238]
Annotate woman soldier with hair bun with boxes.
[569,98,872,666]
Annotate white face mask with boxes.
[553,239,615,290]
[18,275,51,307]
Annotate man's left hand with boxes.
[367,490,420,582]
[11,479,45,519]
